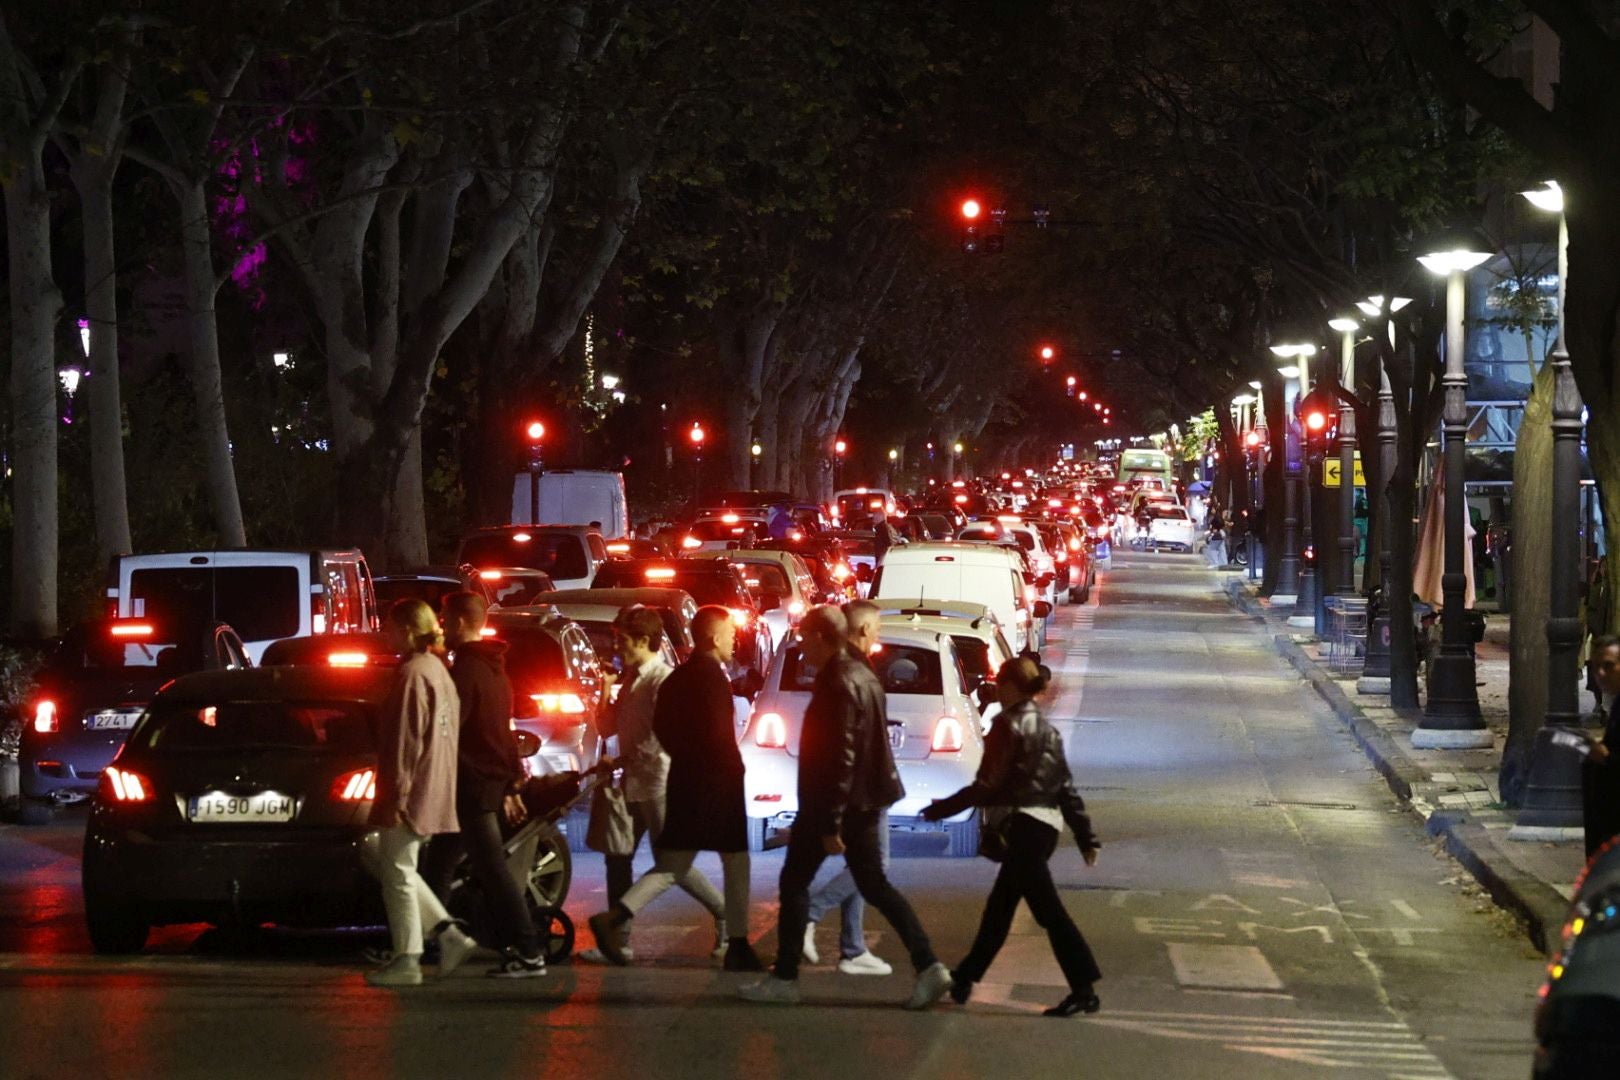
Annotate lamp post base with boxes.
[1410,726,1494,749]
[1413,644,1490,746]
[1356,676,1391,695]
[1509,725,1587,837]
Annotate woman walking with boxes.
[366,599,477,987]
[921,655,1103,1016]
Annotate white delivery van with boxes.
[511,470,629,539]
[108,549,377,664]
[871,542,1048,654]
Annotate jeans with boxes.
[773,807,935,982]
[421,808,540,957]
[954,813,1101,993]
[367,825,452,957]
[806,808,890,959]
[619,847,736,929]
[606,799,726,937]
[1204,537,1227,567]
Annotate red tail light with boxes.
[1068,537,1082,552]
[530,691,588,715]
[479,626,499,638]
[102,766,151,803]
[931,716,965,753]
[328,651,371,668]
[332,767,377,802]
[109,621,155,639]
[753,711,787,749]
[729,607,754,628]
[832,562,852,581]
[33,700,58,734]
[681,536,703,550]
[1054,549,1067,564]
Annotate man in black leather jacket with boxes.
[740,605,953,1009]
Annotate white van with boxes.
[108,549,377,664]
[511,470,629,539]
[870,542,1047,654]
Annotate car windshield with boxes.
[777,643,943,695]
[461,533,588,580]
[129,566,300,642]
[132,700,375,753]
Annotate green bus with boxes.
[1118,448,1174,488]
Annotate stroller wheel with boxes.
[539,909,575,964]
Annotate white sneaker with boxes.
[365,953,422,987]
[579,946,637,964]
[802,926,820,964]
[436,926,478,976]
[737,974,802,1005]
[905,962,953,1010]
[838,951,892,976]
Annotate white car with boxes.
[877,602,1016,732]
[684,549,814,650]
[873,542,1045,653]
[681,512,769,552]
[1145,505,1197,551]
[740,625,985,856]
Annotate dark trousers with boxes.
[955,813,1101,993]
[773,807,936,981]
[423,806,541,957]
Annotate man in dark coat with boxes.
[422,592,545,978]
[740,605,952,1009]
[588,605,763,971]
[1583,636,1620,857]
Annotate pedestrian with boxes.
[739,604,953,1008]
[799,600,893,976]
[420,592,547,978]
[365,599,478,988]
[921,655,1103,1017]
[578,605,727,964]
[1582,636,1620,858]
[587,606,763,970]
[1204,505,1228,568]
[871,509,903,564]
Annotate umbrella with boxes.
[1413,479,1475,609]
[1187,480,1211,494]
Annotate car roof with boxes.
[881,612,1003,641]
[873,598,998,622]
[541,587,697,609]
[157,665,396,704]
[686,549,801,570]
[882,542,1020,564]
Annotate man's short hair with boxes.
[441,591,489,628]
[801,604,848,644]
[615,604,665,645]
[843,599,880,636]
[691,605,733,646]
[1593,634,1620,655]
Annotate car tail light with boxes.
[311,592,327,635]
[787,600,806,617]
[102,765,151,803]
[754,711,787,748]
[332,767,377,802]
[1054,548,1067,564]
[681,535,702,550]
[606,541,630,555]
[530,691,588,714]
[1024,585,1037,604]
[109,621,155,639]
[32,700,58,733]
[931,716,965,753]
[328,651,371,667]
[1068,537,1082,552]
[729,607,753,628]
[479,626,499,638]
[646,567,677,580]
[480,569,503,581]
[832,562,851,581]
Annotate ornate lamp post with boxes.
[1412,228,1493,747]
[1271,342,1318,621]
[1328,317,1362,601]
[1354,295,1411,694]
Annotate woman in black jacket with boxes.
[922,656,1103,1016]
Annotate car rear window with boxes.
[1152,507,1189,520]
[951,636,993,680]
[482,572,555,606]
[461,534,588,581]
[736,563,791,597]
[777,643,943,695]
[593,564,742,607]
[133,700,374,752]
[129,566,300,642]
[498,631,571,686]
[373,578,461,611]
[63,626,214,675]
[691,521,762,542]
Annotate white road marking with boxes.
[1167,943,1284,991]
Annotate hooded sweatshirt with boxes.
[449,639,522,813]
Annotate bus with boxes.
[1118,448,1174,489]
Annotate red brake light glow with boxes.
[480,570,503,581]
[729,607,753,628]
[333,767,377,802]
[109,622,155,639]
[327,651,371,667]
[33,700,58,734]
[103,765,150,803]
[530,691,588,714]
[931,716,965,753]
[646,567,677,580]
[754,711,787,749]
[681,536,703,550]
[479,626,499,638]
[512,532,532,543]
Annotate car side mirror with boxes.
[514,730,541,757]
[1033,600,1053,619]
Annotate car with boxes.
[590,558,774,672]
[485,608,609,781]
[511,469,629,539]
[997,519,1059,608]
[876,602,1016,730]
[457,525,609,591]
[1144,504,1197,551]
[19,618,251,818]
[684,549,814,647]
[830,487,898,526]
[539,597,683,673]
[474,566,559,607]
[535,587,698,661]
[871,542,1047,653]
[371,565,492,611]
[739,625,985,856]
[825,531,879,595]
[679,512,769,552]
[752,539,855,603]
[109,548,378,664]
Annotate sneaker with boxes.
[365,953,423,988]
[838,951,892,976]
[712,919,728,960]
[435,925,478,976]
[737,974,802,1005]
[904,962,953,1010]
[488,950,547,979]
[587,912,629,966]
[723,938,765,972]
[802,926,820,965]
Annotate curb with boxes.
[1223,578,1568,952]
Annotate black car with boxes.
[589,558,771,668]
[19,618,250,820]
[81,665,394,953]
[371,565,492,611]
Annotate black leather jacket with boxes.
[797,646,905,836]
[928,699,1098,850]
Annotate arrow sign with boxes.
[1322,454,1366,488]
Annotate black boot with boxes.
[1044,989,1100,1017]
[723,937,765,972]
[949,969,973,1005]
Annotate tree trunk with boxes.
[1500,363,1555,805]
[4,164,61,637]
[73,164,132,560]
[177,179,247,546]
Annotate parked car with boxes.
[371,565,491,612]
[457,525,609,591]
[871,542,1048,653]
[589,558,773,672]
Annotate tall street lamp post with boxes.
[1272,343,1318,625]
[1328,317,1361,601]
[1514,180,1588,836]
[1412,230,1493,747]
[1354,295,1411,694]
[1269,359,1303,606]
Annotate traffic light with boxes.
[1243,428,1264,457]
[960,199,982,254]
[1297,390,1337,455]
[524,419,545,468]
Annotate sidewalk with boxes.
[1224,577,1582,953]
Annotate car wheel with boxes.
[946,812,981,858]
[17,799,54,826]
[84,891,149,954]
[746,817,769,853]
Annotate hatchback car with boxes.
[485,608,609,779]
[1145,505,1197,551]
[685,549,814,648]
[590,559,773,671]
[20,618,250,819]
[457,525,609,590]
[739,626,984,857]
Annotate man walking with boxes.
[740,605,952,1008]
[800,600,891,976]
[578,605,727,963]
[424,592,547,977]
[588,606,764,971]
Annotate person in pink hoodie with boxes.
[366,599,474,988]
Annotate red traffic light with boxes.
[834,438,848,455]
[1039,345,1055,361]
[688,423,706,446]
[961,198,982,221]
[1244,430,1264,449]
[1305,410,1329,432]
[524,420,545,442]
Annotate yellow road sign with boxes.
[1323,454,1366,488]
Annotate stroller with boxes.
[443,748,613,963]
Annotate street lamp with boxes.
[523,420,546,525]
[1514,179,1586,835]
[1413,225,1493,747]
[1354,295,1412,695]
[1328,316,1361,604]
[1270,342,1318,619]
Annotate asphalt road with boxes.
[0,553,1546,1079]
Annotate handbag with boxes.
[585,779,636,856]
[978,808,1014,863]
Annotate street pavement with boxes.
[0,553,1546,1079]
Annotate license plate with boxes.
[187,791,296,823]
[86,709,141,730]
[888,725,905,750]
